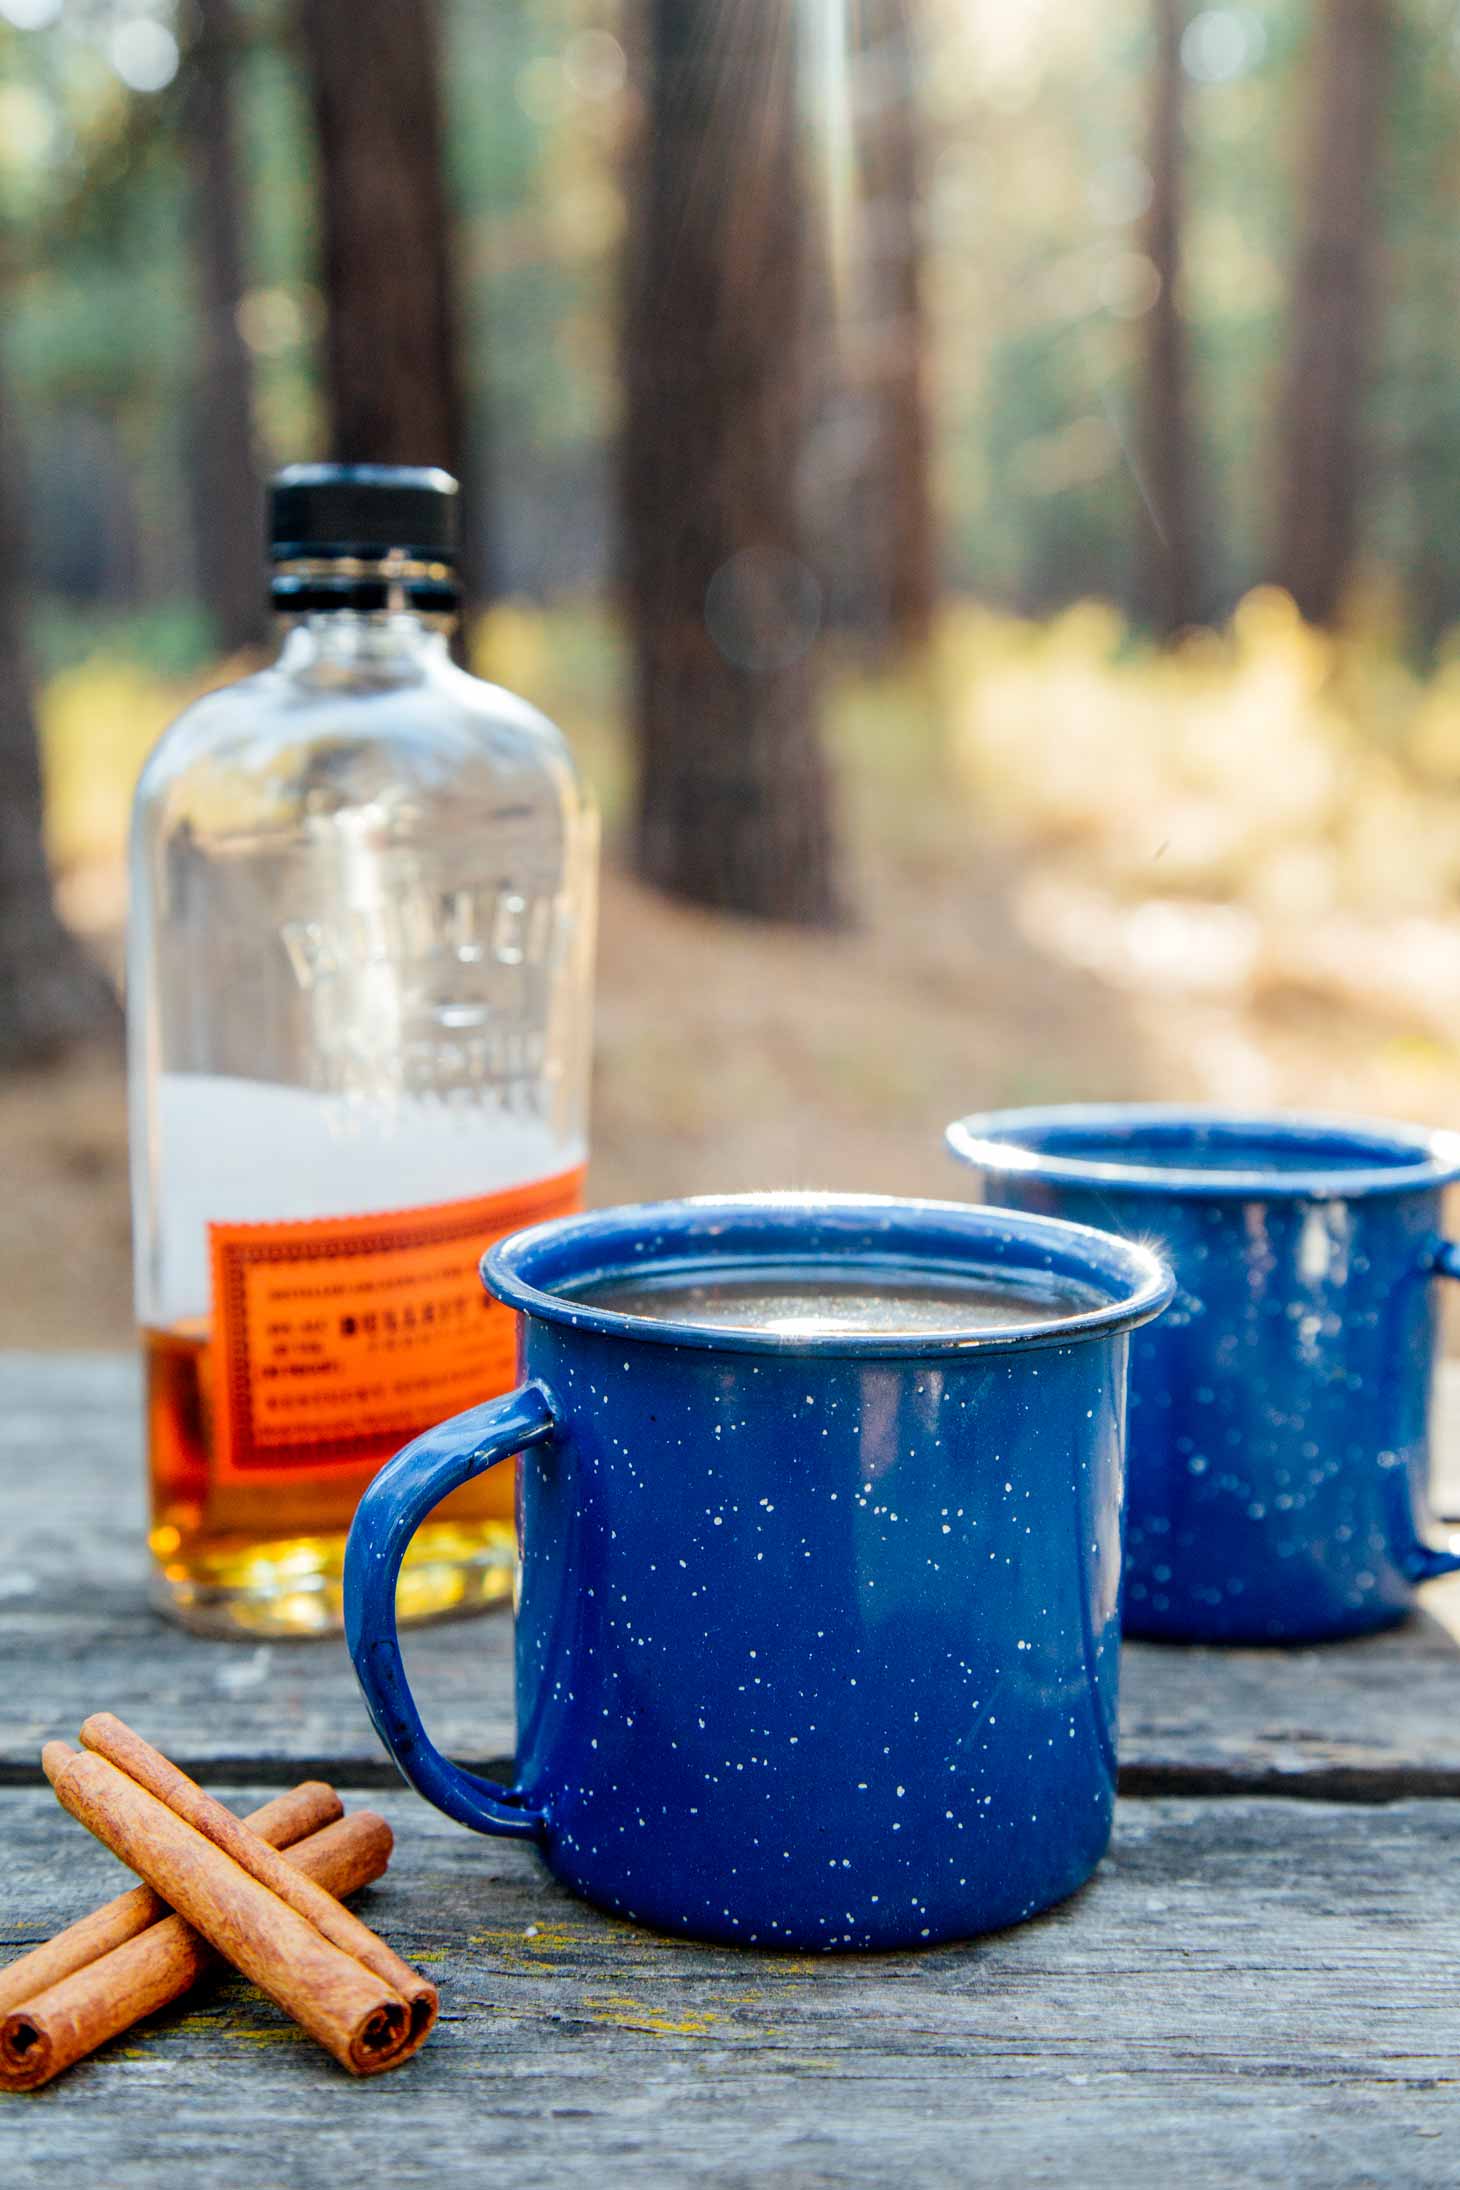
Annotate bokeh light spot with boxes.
[1098,252,1161,320]
[0,0,61,28]
[705,548,823,673]
[110,19,180,94]
[235,285,322,357]
[1182,9,1264,85]
[563,30,627,101]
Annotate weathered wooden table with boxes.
[5,1354,1460,2186]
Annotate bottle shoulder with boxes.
[132,658,589,832]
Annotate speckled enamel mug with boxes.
[948,1106,1460,1644]
[345,1194,1171,1951]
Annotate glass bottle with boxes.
[128,465,596,1637]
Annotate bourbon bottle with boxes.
[128,465,596,1636]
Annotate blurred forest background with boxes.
[4,0,1460,1345]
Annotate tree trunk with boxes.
[1399,122,1460,656]
[1272,0,1392,627]
[184,0,265,655]
[622,0,841,926]
[0,395,121,1067]
[847,0,936,652]
[296,0,468,492]
[1140,0,1200,637]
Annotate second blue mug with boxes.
[345,1193,1170,1950]
[948,1104,1460,1643]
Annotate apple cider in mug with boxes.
[128,465,597,1638]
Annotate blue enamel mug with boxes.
[948,1106,1460,1644]
[345,1194,1171,1950]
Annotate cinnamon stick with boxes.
[0,1808,393,2092]
[0,1780,341,2016]
[44,1743,425,2075]
[78,1714,436,2041]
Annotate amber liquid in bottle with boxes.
[144,1318,517,1637]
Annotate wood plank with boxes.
[6,1354,1460,1794]
[3,1787,1459,2185]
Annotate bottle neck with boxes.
[274,610,455,677]
[270,553,458,675]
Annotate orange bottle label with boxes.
[207,1165,585,1482]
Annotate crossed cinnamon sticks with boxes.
[0,1714,438,2088]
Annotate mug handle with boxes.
[1411,1241,1460,1579]
[343,1382,559,1838]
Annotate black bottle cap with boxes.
[268,463,460,564]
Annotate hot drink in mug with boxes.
[345,1194,1171,1950]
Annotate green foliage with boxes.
[30,597,215,681]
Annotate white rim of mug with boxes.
[483,1190,1176,1357]
[946,1102,1460,1202]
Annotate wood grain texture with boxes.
[3,1786,1460,2186]
[7,1355,1460,2180]
[5,1354,1460,1794]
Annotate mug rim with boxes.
[481,1190,1174,1358]
[946,1102,1460,1202]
